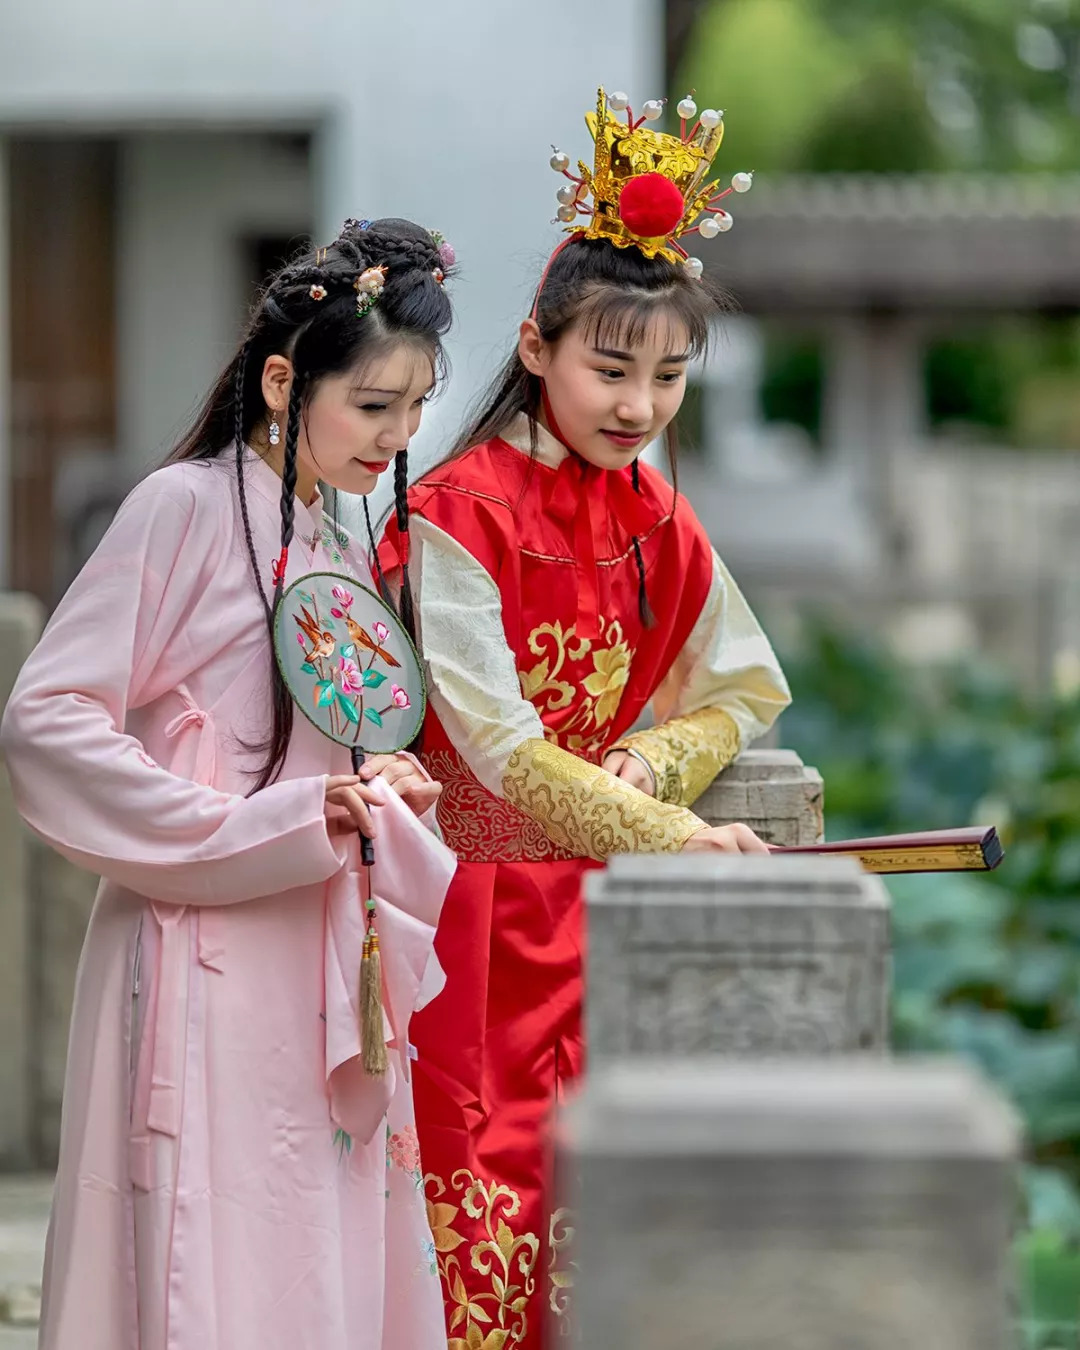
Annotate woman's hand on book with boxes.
[682,823,769,854]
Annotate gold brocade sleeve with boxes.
[502,738,706,861]
[612,706,742,808]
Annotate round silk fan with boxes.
[273,571,426,865]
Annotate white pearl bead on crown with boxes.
[550,150,570,173]
[677,96,697,120]
[699,108,723,129]
[697,215,722,239]
[557,184,578,206]
[642,100,664,121]
[732,171,754,193]
[557,204,577,223]
[716,211,733,232]
[684,257,704,278]
[608,91,630,112]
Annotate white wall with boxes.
[1,0,663,518]
[117,132,312,469]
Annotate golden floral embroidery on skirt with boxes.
[518,616,634,757]
[547,1206,576,1328]
[425,1170,540,1349]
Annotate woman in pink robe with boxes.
[0,218,457,1350]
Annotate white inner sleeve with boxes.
[652,549,792,746]
[412,515,546,797]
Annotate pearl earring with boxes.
[268,412,281,447]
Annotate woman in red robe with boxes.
[379,88,791,1348]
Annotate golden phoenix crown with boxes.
[549,87,753,272]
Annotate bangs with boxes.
[571,285,712,358]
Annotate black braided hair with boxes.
[364,496,390,601]
[164,217,453,791]
[275,374,306,601]
[233,340,272,625]
[392,450,417,642]
[629,457,654,627]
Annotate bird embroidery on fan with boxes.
[294,604,337,663]
[344,616,401,668]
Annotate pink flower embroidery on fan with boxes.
[373,620,390,644]
[296,632,306,647]
[390,684,410,710]
[337,657,364,694]
[331,585,354,609]
[387,1126,420,1174]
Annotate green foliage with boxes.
[778,618,1080,1326]
[679,0,1080,173]
[760,334,824,444]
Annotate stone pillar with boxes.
[558,1058,1020,1349]
[0,592,43,1168]
[31,839,98,1164]
[694,748,824,847]
[0,138,10,590]
[586,854,890,1059]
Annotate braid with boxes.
[629,458,654,627]
[275,375,306,598]
[233,342,273,624]
[363,497,391,603]
[394,449,417,641]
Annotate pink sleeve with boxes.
[0,473,342,906]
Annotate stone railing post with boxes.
[586,854,891,1058]
[0,593,43,1168]
[558,1058,1020,1350]
[694,747,824,847]
[0,591,98,1168]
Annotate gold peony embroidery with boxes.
[581,640,631,728]
[426,1170,539,1350]
[518,616,633,754]
[502,737,705,861]
[613,706,742,807]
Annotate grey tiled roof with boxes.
[708,175,1080,313]
[741,174,1080,222]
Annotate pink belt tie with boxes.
[146,685,223,1137]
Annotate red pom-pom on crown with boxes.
[618,173,686,240]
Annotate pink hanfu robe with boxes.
[0,448,454,1350]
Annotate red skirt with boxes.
[412,855,594,1349]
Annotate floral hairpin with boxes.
[309,283,328,301]
[342,217,371,235]
[431,230,456,270]
[354,264,388,318]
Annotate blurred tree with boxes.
[676,0,1080,172]
[798,56,946,171]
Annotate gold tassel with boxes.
[360,897,388,1076]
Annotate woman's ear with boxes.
[260,353,294,414]
[517,319,549,378]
